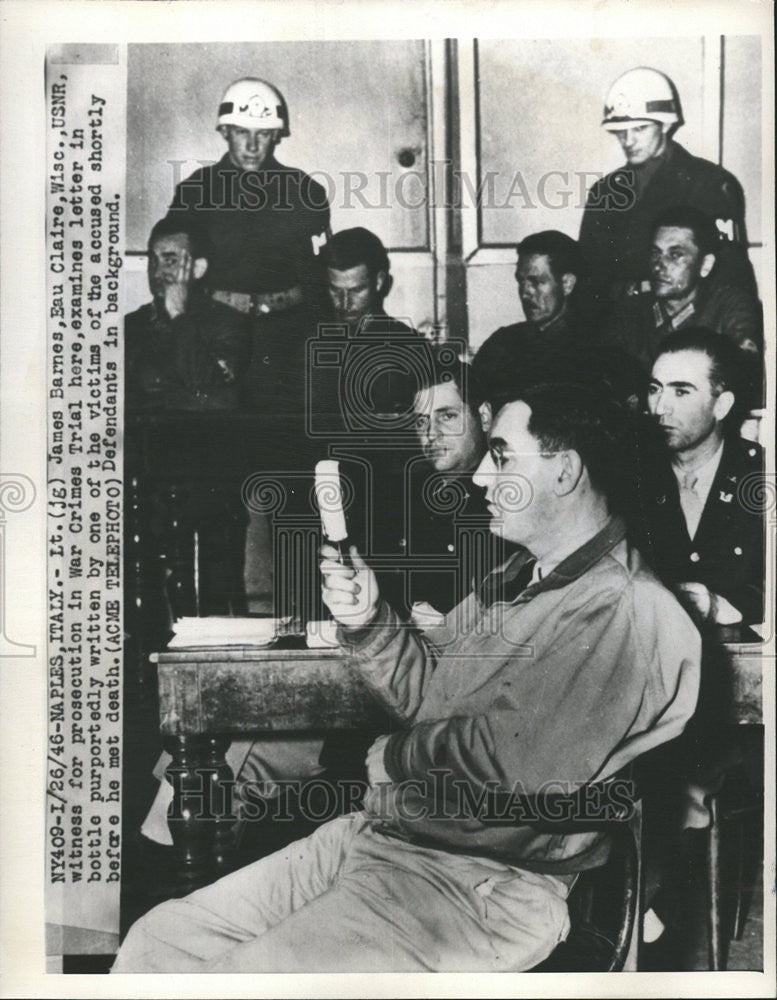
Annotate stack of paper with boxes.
[168,617,288,649]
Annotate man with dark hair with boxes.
[113,378,699,973]
[580,67,755,317]
[318,226,422,422]
[473,231,591,403]
[377,350,500,619]
[323,225,391,285]
[125,217,251,411]
[642,328,764,627]
[474,230,642,418]
[606,206,763,393]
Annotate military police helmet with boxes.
[216,78,290,137]
[602,67,682,131]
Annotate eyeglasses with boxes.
[487,445,560,469]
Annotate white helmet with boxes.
[216,78,290,136]
[602,67,682,131]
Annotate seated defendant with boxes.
[113,379,699,973]
[606,205,763,404]
[641,328,764,628]
[379,349,506,620]
[473,231,640,410]
[579,67,755,317]
[125,216,251,411]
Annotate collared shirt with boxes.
[672,441,724,539]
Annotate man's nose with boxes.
[247,132,260,152]
[427,417,442,440]
[653,391,670,416]
[652,254,668,274]
[472,452,494,489]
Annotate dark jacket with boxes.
[605,278,764,406]
[167,154,330,304]
[638,436,764,625]
[372,460,503,617]
[473,311,642,408]
[579,140,755,312]
[124,292,251,411]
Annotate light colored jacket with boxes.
[343,518,701,873]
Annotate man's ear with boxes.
[192,257,208,281]
[375,269,388,296]
[712,389,735,424]
[555,450,584,497]
[478,401,493,434]
[561,272,577,297]
[217,125,228,141]
[699,253,716,279]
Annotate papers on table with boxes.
[167,617,289,649]
[305,619,340,649]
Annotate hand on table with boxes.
[319,544,379,629]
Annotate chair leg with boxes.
[731,809,747,941]
[706,795,725,970]
[622,800,642,972]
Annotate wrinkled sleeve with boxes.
[338,598,457,723]
[381,584,700,795]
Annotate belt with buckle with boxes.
[212,286,304,315]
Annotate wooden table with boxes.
[151,643,386,877]
[152,638,765,879]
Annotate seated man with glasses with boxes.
[113,378,700,973]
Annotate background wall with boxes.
[125,39,439,325]
[463,35,764,349]
[125,36,764,347]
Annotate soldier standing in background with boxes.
[579,67,755,319]
[166,77,331,421]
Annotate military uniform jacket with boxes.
[167,154,330,302]
[579,140,754,309]
[373,462,504,618]
[124,292,251,411]
[641,436,764,625]
[606,278,763,376]
[473,312,642,408]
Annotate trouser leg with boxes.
[117,815,569,973]
[204,832,571,973]
[113,812,367,973]
[141,738,327,845]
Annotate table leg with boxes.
[204,734,236,869]
[162,733,235,879]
